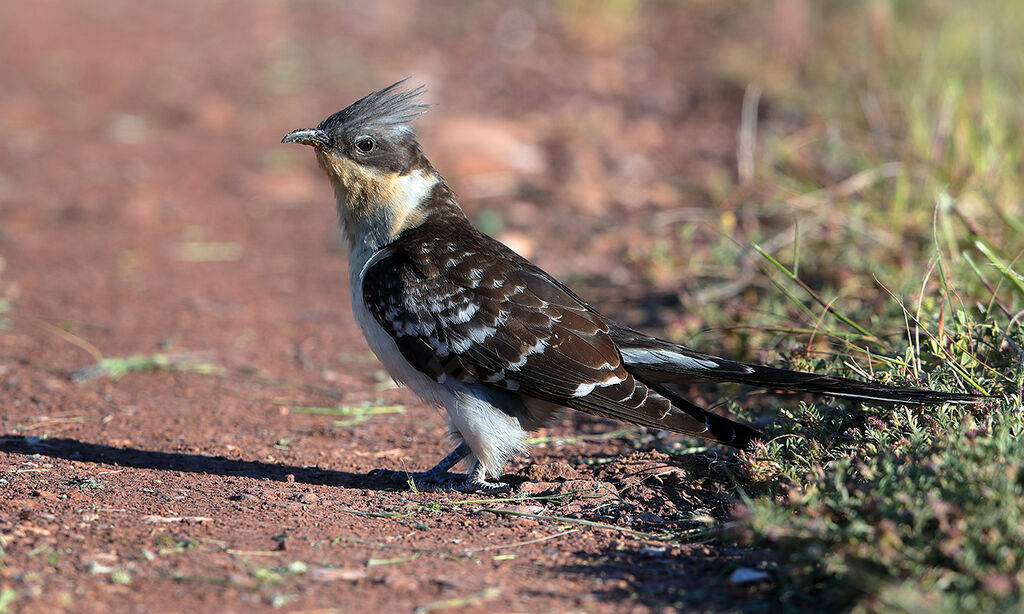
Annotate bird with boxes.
[282,80,984,492]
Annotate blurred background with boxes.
[3,0,1020,366]
[2,0,756,355]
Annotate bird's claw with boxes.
[466,475,512,494]
[368,468,511,493]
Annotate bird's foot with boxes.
[465,474,512,494]
[368,467,511,494]
[366,443,512,493]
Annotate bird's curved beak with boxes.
[282,128,329,148]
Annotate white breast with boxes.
[347,244,450,408]
[346,244,535,477]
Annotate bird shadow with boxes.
[0,435,397,490]
[550,542,783,612]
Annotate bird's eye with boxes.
[355,136,376,154]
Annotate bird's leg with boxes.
[369,442,512,493]
[369,442,471,489]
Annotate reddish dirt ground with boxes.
[1,2,778,612]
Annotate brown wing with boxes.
[361,220,758,446]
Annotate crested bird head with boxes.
[283,80,452,254]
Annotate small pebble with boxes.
[729,567,771,585]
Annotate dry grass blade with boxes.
[481,508,674,542]
[458,528,580,555]
[414,588,502,614]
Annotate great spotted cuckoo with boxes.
[283,81,982,492]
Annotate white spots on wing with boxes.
[571,374,624,398]
[509,337,548,369]
[461,266,501,291]
[482,371,506,383]
[451,337,473,353]
[620,348,719,370]
[467,324,496,344]
[600,374,625,387]
[448,301,479,324]
[428,293,471,318]
[571,382,598,397]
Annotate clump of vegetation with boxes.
[738,396,1023,611]
[685,1,1024,610]
[66,476,106,490]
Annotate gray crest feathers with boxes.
[318,79,431,136]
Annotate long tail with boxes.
[609,325,985,406]
[649,380,767,448]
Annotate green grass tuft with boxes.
[72,352,222,382]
